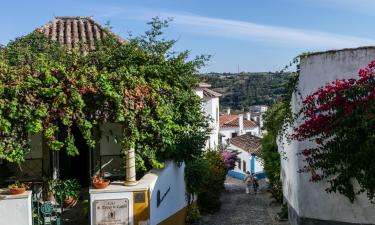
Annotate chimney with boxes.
[239,114,244,135]
[246,112,251,121]
[227,108,231,115]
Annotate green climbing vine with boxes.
[0,18,209,176]
[260,54,303,202]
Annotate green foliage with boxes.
[260,72,299,202]
[277,203,289,220]
[197,150,227,213]
[260,131,283,202]
[49,179,81,201]
[0,18,209,176]
[8,180,26,188]
[185,204,201,224]
[184,150,227,221]
[185,158,209,197]
[80,200,90,218]
[202,72,293,110]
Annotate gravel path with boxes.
[194,176,290,225]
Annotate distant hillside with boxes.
[202,72,292,110]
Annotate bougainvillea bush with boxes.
[293,60,375,202]
[220,148,238,170]
[0,18,209,176]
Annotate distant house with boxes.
[195,83,222,149]
[219,110,260,143]
[226,133,264,179]
[249,105,268,132]
[249,105,268,113]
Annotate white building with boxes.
[250,105,268,113]
[280,47,375,225]
[220,111,260,143]
[226,133,264,180]
[195,83,221,149]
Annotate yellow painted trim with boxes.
[133,190,150,225]
[157,206,187,225]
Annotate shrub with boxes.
[185,204,201,223]
[260,132,283,202]
[221,149,239,170]
[197,150,227,213]
[185,158,209,223]
[49,179,81,202]
[260,100,288,202]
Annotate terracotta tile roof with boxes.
[35,16,126,52]
[219,114,238,127]
[220,114,258,129]
[228,133,261,153]
[203,88,222,98]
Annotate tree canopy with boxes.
[0,18,209,174]
[202,72,293,110]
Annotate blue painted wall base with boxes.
[227,170,266,180]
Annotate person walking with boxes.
[252,174,259,194]
[244,171,253,194]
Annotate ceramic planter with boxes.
[93,179,110,189]
[8,187,26,195]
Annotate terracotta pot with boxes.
[93,179,110,189]
[9,187,26,195]
[63,197,78,208]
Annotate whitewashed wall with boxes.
[0,191,32,225]
[254,156,263,174]
[100,123,122,156]
[194,89,203,99]
[139,161,187,225]
[221,127,260,144]
[229,144,250,173]
[228,144,263,174]
[90,187,134,225]
[280,47,375,224]
[203,97,220,149]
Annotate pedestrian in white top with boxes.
[244,171,253,194]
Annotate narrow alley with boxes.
[194,176,290,225]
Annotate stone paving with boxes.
[194,176,290,225]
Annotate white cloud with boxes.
[95,5,375,49]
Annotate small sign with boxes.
[94,199,129,225]
[134,192,145,203]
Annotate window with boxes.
[231,132,237,138]
[243,160,246,172]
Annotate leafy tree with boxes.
[203,72,293,110]
[0,18,209,177]
[197,150,227,213]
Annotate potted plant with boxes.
[92,174,110,189]
[50,179,81,208]
[8,181,27,195]
[46,179,57,203]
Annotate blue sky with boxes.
[2,0,375,72]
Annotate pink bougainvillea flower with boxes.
[368,60,375,68]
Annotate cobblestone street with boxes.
[195,176,290,225]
